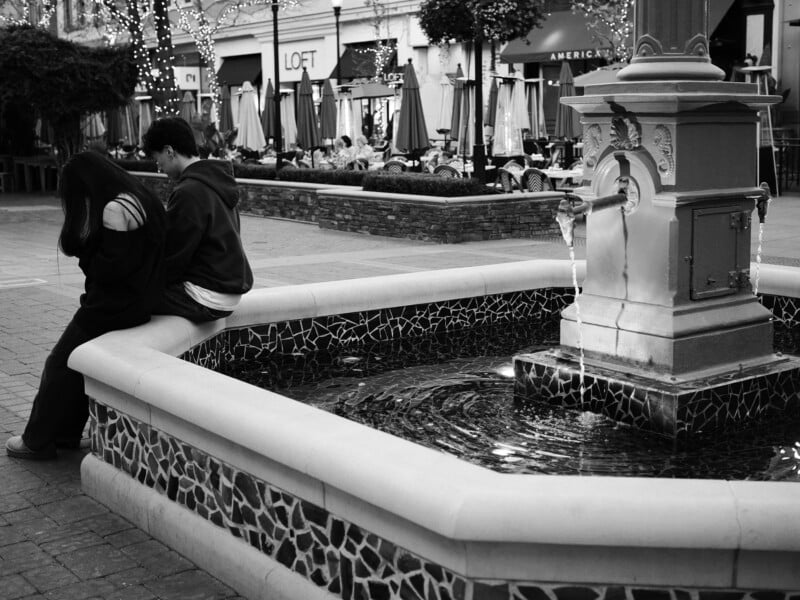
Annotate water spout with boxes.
[556,188,630,248]
[756,181,771,224]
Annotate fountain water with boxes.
[515,0,800,440]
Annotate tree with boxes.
[0,24,138,161]
[418,0,547,46]
[571,0,633,63]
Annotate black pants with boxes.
[23,318,97,451]
[153,282,232,323]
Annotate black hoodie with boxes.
[163,159,253,294]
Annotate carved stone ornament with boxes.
[653,125,675,176]
[610,115,641,150]
[583,124,602,168]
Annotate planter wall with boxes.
[132,172,564,243]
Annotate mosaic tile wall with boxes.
[89,402,800,599]
[182,288,574,371]
[515,356,800,439]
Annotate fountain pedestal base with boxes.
[514,351,800,440]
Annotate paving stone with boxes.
[41,577,119,600]
[18,485,68,506]
[0,573,37,599]
[142,569,237,600]
[0,548,59,577]
[57,544,140,579]
[104,528,151,550]
[108,585,158,600]
[37,496,105,525]
[25,521,92,546]
[38,529,104,556]
[0,540,41,559]
[0,524,27,548]
[79,512,134,537]
[4,507,47,525]
[106,567,156,588]
[120,540,194,577]
[0,492,33,515]
[21,562,79,592]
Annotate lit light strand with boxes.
[0,0,57,28]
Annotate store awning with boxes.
[500,10,612,64]
[351,82,395,99]
[500,0,736,64]
[217,54,262,87]
[329,45,398,81]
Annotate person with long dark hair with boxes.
[6,151,166,460]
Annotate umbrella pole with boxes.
[472,34,486,183]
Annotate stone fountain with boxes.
[515,0,800,440]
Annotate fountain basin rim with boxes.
[71,260,800,556]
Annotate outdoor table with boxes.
[13,155,58,193]
[541,167,583,190]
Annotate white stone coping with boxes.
[71,260,800,589]
[316,187,563,205]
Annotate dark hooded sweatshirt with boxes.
[164,160,253,294]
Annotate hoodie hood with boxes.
[178,160,239,209]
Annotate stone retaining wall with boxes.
[132,172,564,243]
[316,189,563,243]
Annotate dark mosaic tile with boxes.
[631,590,672,600]
[474,581,510,600]
[698,593,745,600]
[516,585,551,600]
[553,587,600,600]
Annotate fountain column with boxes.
[514,0,800,439]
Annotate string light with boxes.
[0,0,57,27]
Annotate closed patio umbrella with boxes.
[296,68,321,150]
[237,80,266,152]
[336,93,361,142]
[395,59,430,155]
[261,79,276,143]
[179,91,197,124]
[218,86,234,134]
[82,112,105,142]
[485,76,499,135]
[319,79,337,144]
[136,96,153,146]
[436,72,453,136]
[450,64,464,141]
[510,72,531,141]
[554,61,580,140]
[492,79,515,156]
[456,82,474,159]
[280,90,297,148]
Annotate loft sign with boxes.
[549,49,600,61]
[285,50,316,70]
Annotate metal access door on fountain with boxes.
[690,204,751,300]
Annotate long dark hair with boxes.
[58,151,166,257]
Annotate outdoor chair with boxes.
[433,164,461,178]
[346,158,369,170]
[383,159,408,173]
[497,167,520,193]
[521,167,552,192]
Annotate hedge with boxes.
[362,171,498,197]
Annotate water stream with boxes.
[754,221,765,296]
[568,246,586,400]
